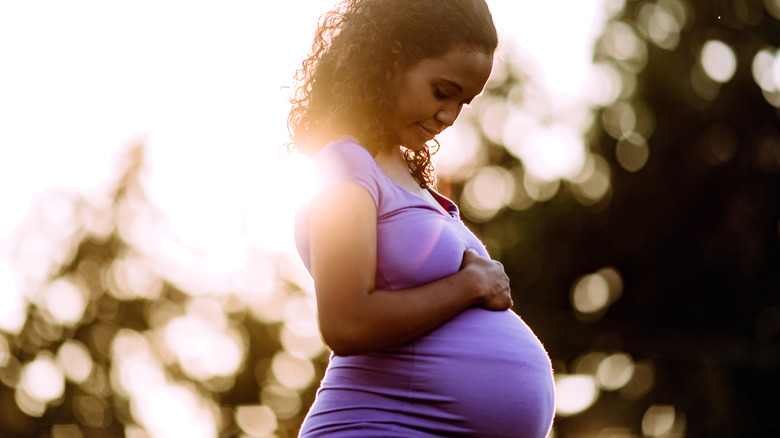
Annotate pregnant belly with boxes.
[409,308,555,436]
[315,309,555,438]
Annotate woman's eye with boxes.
[434,88,449,99]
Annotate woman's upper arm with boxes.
[307,182,378,345]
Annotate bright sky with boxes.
[0,0,607,263]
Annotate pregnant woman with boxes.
[288,0,555,436]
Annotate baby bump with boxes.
[317,309,555,437]
[409,308,556,437]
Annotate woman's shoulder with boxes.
[311,136,384,202]
[314,136,373,162]
[313,136,379,176]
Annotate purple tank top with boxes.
[295,137,555,437]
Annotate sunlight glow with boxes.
[0,263,26,334]
[111,329,219,438]
[0,0,611,259]
[505,124,587,181]
[436,121,483,180]
[491,0,606,95]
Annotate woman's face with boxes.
[385,44,493,151]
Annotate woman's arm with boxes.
[308,183,512,356]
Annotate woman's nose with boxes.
[436,105,460,127]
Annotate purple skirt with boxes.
[299,308,555,437]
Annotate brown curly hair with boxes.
[287,0,498,188]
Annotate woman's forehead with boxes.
[413,47,494,94]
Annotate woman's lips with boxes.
[418,124,438,140]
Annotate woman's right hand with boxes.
[459,249,513,311]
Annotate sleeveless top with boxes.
[294,137,555,437]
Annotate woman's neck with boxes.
[375,145,419,191]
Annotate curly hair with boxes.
[287,0,497,188]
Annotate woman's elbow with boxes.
[320,324,372,356]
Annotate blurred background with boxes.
[1,0,779,437]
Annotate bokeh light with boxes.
[642,404,686,437]
[751,46,780,107]
[615,132,650,172]
[554,374,599,416]
[619,361,656,401]
[236,405,278,437]
[41,277,89,327]
[570,267,623,319]
[752,47,778,91]
[0,334,9,368]
[700,40,737,84]
[57,340,94,384]
[636,0,686,51]
[570,154,612,205]
[19,352,65,409]
[271,351,315,391]
[461,166,516,222]
[162,304,245,381]
[596,353,635,391]
[261,381,303,421]
[765,0,780,19]
[72,394,111,429]
[571,274,610,314]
